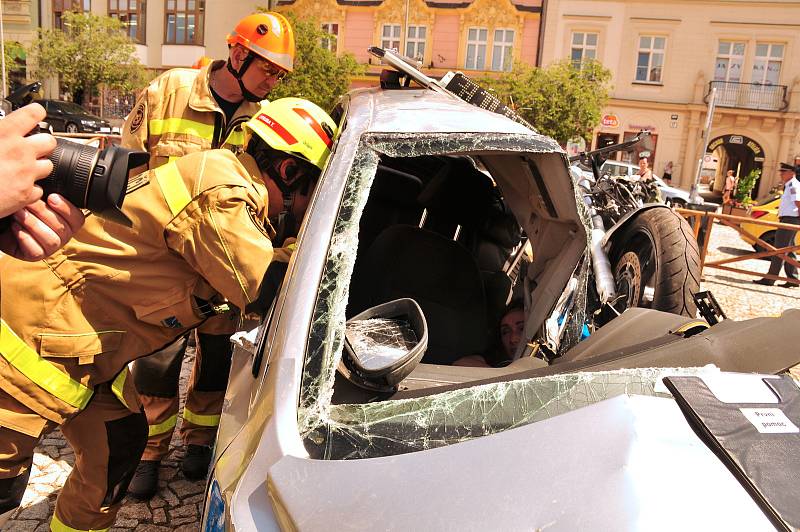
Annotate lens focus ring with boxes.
[43,139,99,207]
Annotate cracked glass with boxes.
[308,367,713,459]
[299,130,604,458]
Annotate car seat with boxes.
[348,225,489,365]
[357,165,425,253]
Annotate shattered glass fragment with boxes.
[345,318,418,371]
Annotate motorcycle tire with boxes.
[610,208,700,316]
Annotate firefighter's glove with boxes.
[246,260,289,316]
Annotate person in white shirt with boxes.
[754,162,800,287]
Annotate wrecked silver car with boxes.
[201,57,800,531]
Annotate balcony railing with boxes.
[706,81,788,111]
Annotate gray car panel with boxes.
[268,394,771,531]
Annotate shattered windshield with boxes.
[307,367,715,459]
[299,130,599,458]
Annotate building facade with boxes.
[273,0,543,85]
[540,0,800,195]
[29,0,542,115]
[2,0,40,94]
[33,0,542,76]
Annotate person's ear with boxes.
[229,45,246,69]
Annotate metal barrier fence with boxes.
[676,208,800,286]
[53,132,123,149]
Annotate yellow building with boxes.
[540,0,800,196]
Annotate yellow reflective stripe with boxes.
[149,117,214,140]
[674,320,709,334]
[224,129,245,146]
[148,413,178,437]
[154,162,192,216]
[51,512,109,532]
[286,243,297,252]
[110,369,128,410]
[0,320,93,410]
[183,407,220,427]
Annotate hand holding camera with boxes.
[0,103,147,261]
[0,103,55,218]
[0,193,85,261]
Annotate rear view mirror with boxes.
[340,298,428,392]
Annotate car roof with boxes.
[345,87,538,137]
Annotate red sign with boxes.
[601,114,619,127]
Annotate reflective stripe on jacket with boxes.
[0,150,295,425]
[121,60,259,171]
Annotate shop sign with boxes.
[729,135,744,144]
[708,137,724,151]
[601,114,619,127]
[746,140,762,155]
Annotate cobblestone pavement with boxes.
[6,224,800,531]
[7,349,206,532]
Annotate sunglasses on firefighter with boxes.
[253,58,288,81]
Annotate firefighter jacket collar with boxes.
[189,60,229,114]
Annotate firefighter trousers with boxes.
[133,331,233,461]
[0,385,147,531]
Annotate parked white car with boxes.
[600,160,699,207]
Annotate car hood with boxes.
[658,182,691,199]
[268,393,771,531]
[77,113,106,122]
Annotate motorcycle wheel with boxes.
[611,208,700,316]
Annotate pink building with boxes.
[275,0,544,86]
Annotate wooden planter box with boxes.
[722,204,750,218]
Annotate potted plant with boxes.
[724,168,760,217]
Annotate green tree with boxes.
[480,59,612,145]
[258,10,363,111]
[2,41,27,85]
[31,11,146,105]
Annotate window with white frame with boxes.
[491,29,514,71]
[571,32,597,67]
[164,0,204,46]
[465,27,488,70]
[635,35,666,83]
[321,23,339,52]
[752,42,783,85]
[109,0,146,44]
[714,40,745,82]
[381,24,401,52]
[406,25,426,61]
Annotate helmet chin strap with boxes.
[226,53,268,103]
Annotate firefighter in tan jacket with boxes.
[120,12,295,497]
[0,98,336,531]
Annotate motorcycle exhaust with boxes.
[576,177,617,305]
[589,212,617,304]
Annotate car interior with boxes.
[345,154,527,369]
[325,144,597,408]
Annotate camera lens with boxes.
[37,138,148,227]
[41,139,99,207]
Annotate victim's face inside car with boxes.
[500,308,525,359]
